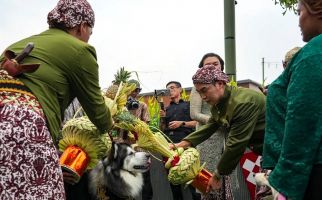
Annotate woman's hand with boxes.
[206,176,222,193]
[169,140,192,150]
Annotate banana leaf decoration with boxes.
[59,79,211,191]
[59,116,112,181]
[168,148,201,185]
[114,110,210,192]
[58,82,136,181]
[114,111,175,158]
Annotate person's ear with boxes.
[75,24,82,35]
[78,23,87,35]
[215,81,225,88]
[75,23,87,35]
[219,81,226,88]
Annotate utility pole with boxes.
[262,57,265,85]
[224,0,236,81]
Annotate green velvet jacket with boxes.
[0,28,113,143]
[263,34,322,200]
[184,86,266,175]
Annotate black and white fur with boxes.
[89,142,151,200]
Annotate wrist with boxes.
[180,140,191,148]
[213,169,222,181]
[181,121,186,127]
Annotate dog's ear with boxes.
[108,144,120,170]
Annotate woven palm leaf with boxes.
[59,116,112,169]
[168,148,201,185]
[115,111,174,158]
[113,82,137,113]
[104,96,118,116]
[136,130,174,158]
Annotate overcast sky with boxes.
[0,0,305,93]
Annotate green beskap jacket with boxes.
[184,86,265,175]
[1,28,113,142]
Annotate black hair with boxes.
[198,52,224,71]
[49,21,69,32]
[166,81,181,88]
[301,0,322,18]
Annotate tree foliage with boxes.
[274,0,298,14]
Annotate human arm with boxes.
[69,46,113,133]
[182,122,220,147]
[268,55,322,199]
[189,87,210,124]
[168,120,197,129]
[140,102,150,123]
[216,103,262,175]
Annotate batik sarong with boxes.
[0,70,65,200]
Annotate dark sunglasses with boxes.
[135,88,142,92]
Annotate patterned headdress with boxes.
[47,0,95,28]
[192,65,229,84]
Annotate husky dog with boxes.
[89,142,151,200]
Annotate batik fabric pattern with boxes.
[0,70,65,200]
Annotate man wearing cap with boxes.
[128,79,150,123]
[173,66,266,195]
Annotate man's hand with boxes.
[206,176,222,193]
[62,171,79,185]
[169,140,192,150]
[168,121,183,129]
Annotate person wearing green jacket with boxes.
[0,0,112,199]
[262,0,322,199]
[174,66,265,194]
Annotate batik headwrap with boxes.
[192,65,229,84]
[47,0,95,28]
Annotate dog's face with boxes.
[89,142,151,199]
[108,142,151,173]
